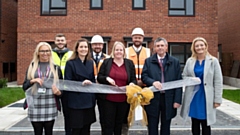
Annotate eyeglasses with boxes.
[39,50,51,54]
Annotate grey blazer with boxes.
[180,55,223,125]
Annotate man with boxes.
[91,34,108,135]
[126,27,151,87]
[52,33,73,135]
[123,27,151,135]
[141,37,182,135]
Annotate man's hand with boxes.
[153,81,162,90]
[173,103,181,108]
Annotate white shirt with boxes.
[132,45,142,53]
[93,52,102,60]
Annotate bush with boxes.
[0,78,8,88]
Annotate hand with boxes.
[137,80,144,87]
[106,77,116,86]
[192,77,201,82]
[214,103,221,108]
[52,85,61,95]
[153,81,162,90]
[30,78,43,86]
[82,80,92,86]
[173,103,181,108]
[129,82,135,86]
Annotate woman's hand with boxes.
[30,78,43,86]
[106,77,116,86]
[52,85,61,95]
[214,103,221,108]
[82,80,92,86]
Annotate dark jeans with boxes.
[146,93,172,135]
[104,100,129,135]
[31,120,55,135]
[191,118,211,135]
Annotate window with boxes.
[169,0,194,16]
[90,0,103,10]
[41,0,67,15]
[132,0,145,10]
[169,43,191,70]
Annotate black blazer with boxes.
[64,58,96,109]
[97,58,137,87]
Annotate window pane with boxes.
[186,0,194,15]
[50,9,66,14]
[92,0,101,7]
[51,0,65,8]
[170,0,184,8]
[134,0,143,8]
[42,0,50,14]
[169,10,185,15]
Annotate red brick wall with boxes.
[218,0,240,60]
[0,0,17,81]
[17,0,218,84]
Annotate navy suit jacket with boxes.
[141,53,182,120]
[97,58,137,88]
[64,58,96,109]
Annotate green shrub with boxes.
[0,78,8,88]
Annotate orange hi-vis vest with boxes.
[126,46,151,80]
[93,53,109,80]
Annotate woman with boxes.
[180,37,223,135]
[22,42,62,135]
[97,41,137,135]
[64,38,96,135]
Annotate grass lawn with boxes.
[0,87,25,108]
[223,89,240,104]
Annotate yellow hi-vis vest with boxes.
[93,53,109,80]
[52,51,73,78]
[126,46,150,79]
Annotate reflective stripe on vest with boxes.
[126,47,150,79]
[93,54,109,79]
[52,51,73,78]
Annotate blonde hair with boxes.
[27,42,59,88]
[110,41,126,58]
[68,38,91,61]
[191,37,210,58]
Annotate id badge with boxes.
[38,88,46,94]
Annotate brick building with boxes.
[17,0,218,84]
[0,0,17,82]
[218,0,240,77]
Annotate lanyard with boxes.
[37,65,50,78]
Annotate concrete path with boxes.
[0,83,239,134]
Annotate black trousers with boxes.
[191,118,211,135]
[97,96,105,134]
[103,100,129,135]
[31,120,55,135]
[61,94,72,135]
[72,124,91,135]
[146,93,172,135]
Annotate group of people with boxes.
[22,27,223,135]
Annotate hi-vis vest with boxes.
[93,53,109,79]
[126,47,150,79]
[52,51,73,78]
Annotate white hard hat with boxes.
[131,27,144,36]
[91,35,104,44]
